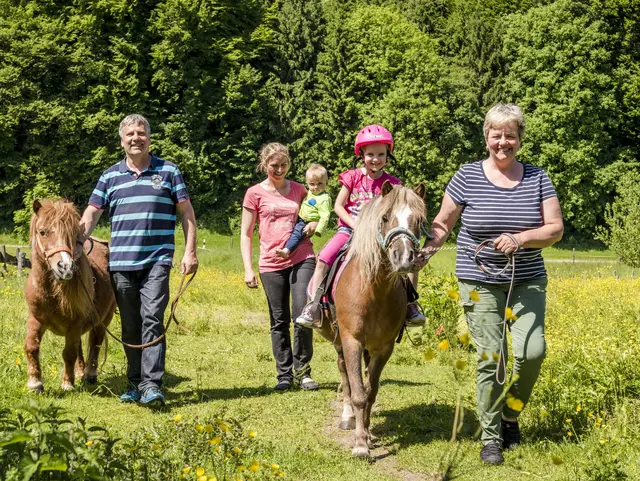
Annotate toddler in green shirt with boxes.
[276,164,332,259]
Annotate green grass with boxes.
[0,230,638,480]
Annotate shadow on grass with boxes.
[372,402,479,450]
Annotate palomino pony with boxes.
[318,181,426,458]
[24,199,116,392]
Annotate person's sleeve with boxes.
[539,170,557,201]
[338,169,355,189]
[314,194,333,236]
[88,175,109,210]
[445,168,466,206]
[171,166,190,204]
[242,187,258,211]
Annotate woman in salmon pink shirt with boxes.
[240,143,319,392]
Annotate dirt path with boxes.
[324,400,444,481]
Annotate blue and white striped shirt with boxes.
[89,156,190,271]
[446,160,557,284]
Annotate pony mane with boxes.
[30,199,81,254]
[349,186,426,284]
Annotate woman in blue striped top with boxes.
[423,104,563,465]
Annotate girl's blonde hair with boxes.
[483,103,526,141]
[257,142,290,173]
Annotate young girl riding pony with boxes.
[296,124,425,328]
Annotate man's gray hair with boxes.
[483,103,526,141]
[119,114,151,138]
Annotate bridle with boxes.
[377,218,429,251]
[34,230,83,263]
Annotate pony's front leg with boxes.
[25,316,46,393]
[74,338,85,382]
[336,349,355,430]
[342,335,369,458]
[363,343,394,448]
[84,323,107,384]
[61,333,81,390]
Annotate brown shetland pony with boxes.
[318,181,426,458]
[24,199,116,392]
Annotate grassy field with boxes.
[0,228,639,480]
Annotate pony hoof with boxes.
[60,382,75,391]
[339,417,356,430]
[27,379,44,393]
[352,446,370,459]
[83,376,98,385]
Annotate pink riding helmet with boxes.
[354,124,394,156]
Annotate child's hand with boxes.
[303,222,319,237]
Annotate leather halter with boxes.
[377,218,427,250]
[35,235,82,262]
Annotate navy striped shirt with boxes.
[88,156,189,271]
[446,160,557,284]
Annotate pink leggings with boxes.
[318,231,351,266]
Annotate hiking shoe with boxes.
[140,386,166,407]
[120,388,140,403]
[295,301,322,329]
[274,378,292,392]
[299,375,319,391]
[480,441,504,465]
[502,419,521,450]
[405,302,426,326]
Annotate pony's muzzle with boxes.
[389,238,415,274]
[53,253,75,280]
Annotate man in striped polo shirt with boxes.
[80,114,198,407]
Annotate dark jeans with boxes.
[259,258,315,382]
[283,218,308,253]
[110,264,171,392]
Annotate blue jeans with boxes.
[110,264,171,392]
[283,218,308,253]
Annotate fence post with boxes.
[229,237,234,249]
[572,248,575,264]
[0,245,6,275]
[16,248,22,277]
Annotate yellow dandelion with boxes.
[567,431,572,437]
[237,465,246,472]
[14,357,21,366]
[600,439,607,445]
[209,436,222,445]
[481,352,489,361]
[454,359,468,370]
[205,424,214,433]
[565,418,572,423]
[198,476,207,481]
[248,430,257,438]
[173,414,183,422]
[249,462,260,472]
[183,466,192,474]
[458,332,470,346]
[195,424,204,432]
[423,348,436,361]
[196,467,205,477]
[233,447,242,455]
[85,440,94,447]
[276,471,285,478]
[505,307,518,321]
[214,447,221,453]
[505,394,524,412]
[145,433,151,439]
[437,339,450,350]
[208,477,217,481]
[271,464,280,470]
[576,405,582,412]
[551,454,563,465]
[447,289,460,301]
[220,423,230,432]
[469,290,480,302]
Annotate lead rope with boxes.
[425,234,519,385]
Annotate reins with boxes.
[78,268,196,349]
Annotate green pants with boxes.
[458,278,548,445]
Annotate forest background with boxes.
[1,0,638,242]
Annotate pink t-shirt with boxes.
[243,181,315,273]
[338,168,402,228]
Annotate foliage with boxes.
[597,172,640,267]
[0,400,282,480]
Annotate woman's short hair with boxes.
[483,103,526,141]
[119,114,151,138]
[306,164,328,182]
[257,142,290,173]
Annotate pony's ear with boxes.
[33,200,42,214]
[414,183,426,200]
[381,180,394,197]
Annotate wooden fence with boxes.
[0,244,31,277]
